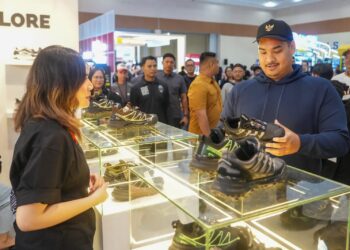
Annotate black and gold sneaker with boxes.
[223,114,285,142]
[82,98,115,119]
[109,103,158,128]
[103,160,138,183]
[212,137,286,196]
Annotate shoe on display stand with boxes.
[168,220,282,250]
[223,114,285,142]
[313,221,347,250]
[212,137,286,197]
[190,128,236,171]
[168,220,240,250]
[111,165,164,201]
[82,98,115,119]
[103,160,138,183]
[83,142,118,160]
[280,199,333,230]
[112,176,164,202]
[108,103,158,128]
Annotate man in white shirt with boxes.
[332,49,350,86]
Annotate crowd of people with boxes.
[86,19,350,184]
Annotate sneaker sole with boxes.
[168,241,205,250]
[189,157,219,171]
[108,119,157,129]
[211,164,287,197]
[112,184,159,201]
[82,111,112,119]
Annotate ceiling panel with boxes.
[191,0,328,9]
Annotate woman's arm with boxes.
[16,181,108,232]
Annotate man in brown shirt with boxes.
[188,52,222,136]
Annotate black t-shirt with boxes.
[183,74,197,90]
[10,118,95,250]
[130,77,169,124]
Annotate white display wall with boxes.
[218,35,258,69]
[0,0,79,184]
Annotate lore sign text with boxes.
[0,11,50,29]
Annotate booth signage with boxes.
[0,11,50,28]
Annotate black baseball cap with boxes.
[256,19,294,42]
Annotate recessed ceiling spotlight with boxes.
[263,1,278,7]
[293,0,303,2]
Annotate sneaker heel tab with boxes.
[171,220,180,229]
[226,116,240,128]
[210,128,225,144]
[240,113,249,121]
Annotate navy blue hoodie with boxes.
[222,65,350,174]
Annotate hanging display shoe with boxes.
[223,114,285,142]
[212,137,286,197]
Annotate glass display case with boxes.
[129,158,350,250]
[80,118,198,250]
[80,118,197,177]
[81,119,350,250]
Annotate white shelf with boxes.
[5,61,33,66]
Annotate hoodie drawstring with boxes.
[260,83,286,121]
[260,84,270,120]
[275,84,286,120]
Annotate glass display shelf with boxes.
[130,162,350,249]
[81,118,197,147]
[80,119,197,177]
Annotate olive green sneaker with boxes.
[168,220,240,250]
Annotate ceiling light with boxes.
[263,1,278,7]
[293,0,303,2]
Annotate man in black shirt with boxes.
[183,59,197,89]
[130,56,169,124]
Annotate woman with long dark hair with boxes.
[11,45,108,250]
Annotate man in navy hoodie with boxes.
[222,19,350,174]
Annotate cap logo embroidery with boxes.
[265,24,274,32]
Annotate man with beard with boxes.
[221,19,349,175]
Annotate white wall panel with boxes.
[274,0,350,25]
[219,35,258,69]
[0,0,79,184]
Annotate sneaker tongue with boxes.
[240,114,250,124]
[210,128,225,144]
[238,138,259,159]
[122,104,131,113]
[192,223,203,236]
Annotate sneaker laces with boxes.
[173,221,240,248]
[116,104,151,122]
[251,151,276,175]
[94,99,114,109]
